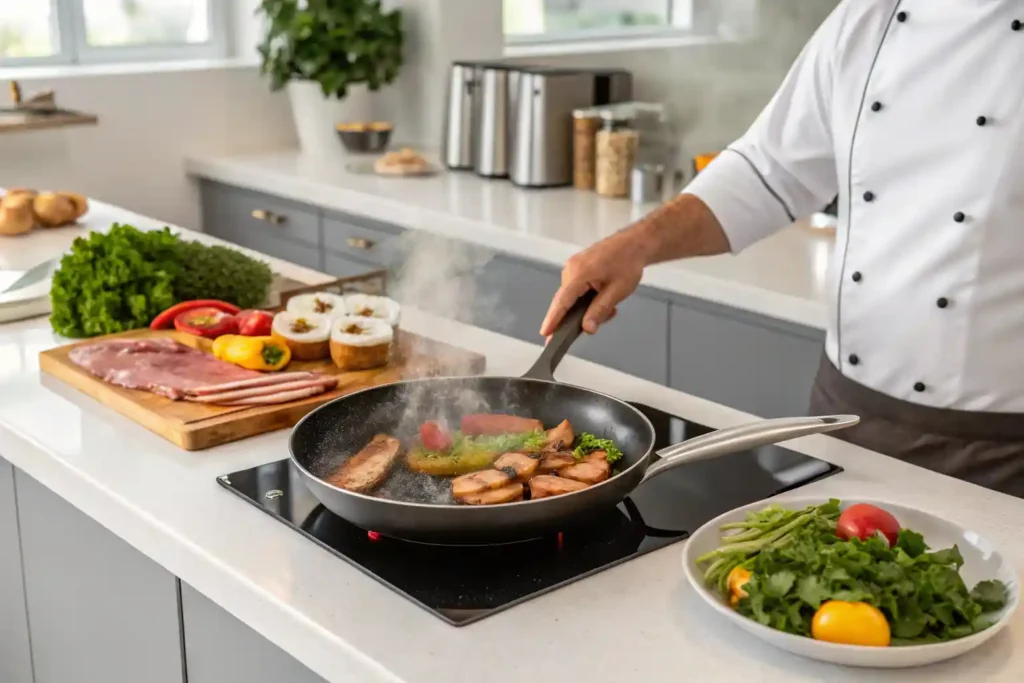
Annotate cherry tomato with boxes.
[837,503,901,547]
[236,309,274,337]
[173,307,238,339]
[812,600,891,647]
[727,566,751,607]
[419,421,452,451]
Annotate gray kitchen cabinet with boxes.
[0,459,33,683]
[15,470,184,683]
[473,255,670,385]
[323,209,406,267]
[323,251,382,279]
[669,298,825,418]
[200,180,322,271]
[180,582,327,683]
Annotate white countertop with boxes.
[186,151,833,330]
[0,201,1021,682]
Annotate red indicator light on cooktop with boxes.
[367,531,381,542]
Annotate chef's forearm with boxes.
[631,193,732,266]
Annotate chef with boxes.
[540,1,1024,496]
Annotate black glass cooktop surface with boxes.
[218,402,842,626]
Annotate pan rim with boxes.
[288,374,657,511]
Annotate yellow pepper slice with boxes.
[212,335,291,372]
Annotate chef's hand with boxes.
[540,230,646,337]
[539,194,730,338]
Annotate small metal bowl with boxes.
[335,123,393,154]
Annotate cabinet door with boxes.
[0,460,32,683]
[669,300,825,418]
[323,210,406,267]
[200,180,322,270]
[324,252,382,279]
[180,582,327,683]
[16,471,184,683]
[475,256,670,385]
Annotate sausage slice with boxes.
[459,483,525,505]
[460,414,543,436]
[538,451,577,473]
[529,475,590,499]
[451,469,512,499]
[493,452,540,480]
[326,434,402,493]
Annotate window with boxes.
[0,0,225,68]
[504,0,696,42]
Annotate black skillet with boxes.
[289,291,858,544]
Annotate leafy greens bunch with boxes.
[50,223,273,338]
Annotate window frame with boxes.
[0,0,228,69]
[502,0,737,56]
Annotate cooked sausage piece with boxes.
[545,419,575,449]
[326,434,402,493]
[538,451,577,473]
[529,475,590,499]
[459,483,524,505]
[460,414,544,436]
[493,452,539,480]
[583,450,609,463]
[451,469,512,499]
[559,458,611,485]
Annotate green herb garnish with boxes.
[573,433,624,464]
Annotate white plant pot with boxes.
[287,80,376,155]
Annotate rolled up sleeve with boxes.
[684,3,843,253]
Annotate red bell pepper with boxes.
[173,307,238,338]
[151,299,240,330]
[235,309,274,337]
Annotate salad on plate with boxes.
[694,499,1010,647]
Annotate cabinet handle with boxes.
[346,237,375,250]
[251,209,285,225]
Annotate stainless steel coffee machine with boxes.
[442,63,632,186]
[509,68,632,188]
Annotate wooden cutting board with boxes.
[39,328,485,451]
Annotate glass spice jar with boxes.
[572,110,601,190]
[595,117,639,198]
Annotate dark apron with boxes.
[808,355,1024,498]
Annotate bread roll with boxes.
[0,195,35,236]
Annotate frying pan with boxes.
[289,292,858,544]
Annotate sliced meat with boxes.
[545,419,575,449]
[529,475,590,499]
[458,483,524,505]
[186,377,337,404]
[451,469,512,499]
[583,450,609,463]
[493,452,539,480]
[188,372,319,395]
[559,458,611,485]
[538,451,577,473]
[326,434,402,493]
[460,413,543,436]
[218,383,334,406]
[68,338,259,400]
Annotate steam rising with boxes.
[309,232,529,506]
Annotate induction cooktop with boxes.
[218,402,843,626]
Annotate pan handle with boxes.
[639,414,859,483]
[522,289,597,381]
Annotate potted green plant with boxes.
[257,0,404,154]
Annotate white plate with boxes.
[681,497,1020,668]
[0,277,51,323]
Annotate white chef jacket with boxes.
[685,0,1024,413]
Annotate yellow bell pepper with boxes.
[727,566,752,607]
[811,600,891,647]
[212,335,291,372]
